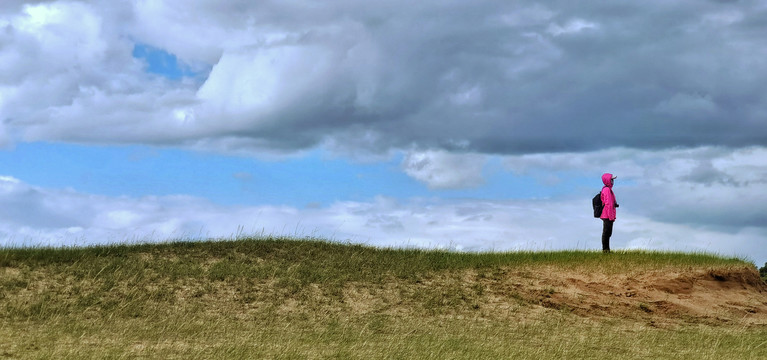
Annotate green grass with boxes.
[0,236,749,278]
[0,237,764,359]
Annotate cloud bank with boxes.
[1,174,763,265]
[2,0,766,154]
[2,145,765,264]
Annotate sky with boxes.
[0,0,766,265]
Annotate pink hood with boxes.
[602,173,614,188]
[600,173,617,220]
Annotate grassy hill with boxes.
[1,237,766,359]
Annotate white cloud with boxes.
[2,0,766,154]
[0,1,204,145]
[12,2,106,64]
[0,175,763,265]
[502,146,767,230]
[402,150,487,189]
[195,43,347,125]
[546,19,599,36]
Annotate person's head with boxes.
[602,173,617,187]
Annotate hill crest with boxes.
[2,238,766,327]
[3,238,767,358]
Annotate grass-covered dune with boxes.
[1,238,766,359]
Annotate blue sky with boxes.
[0,141,585,208]
[0,1,765,266]
[132,44,199,80]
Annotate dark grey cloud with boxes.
[227,0,767,154]
[2,0,766,155]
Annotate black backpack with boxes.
[592,191,603,218]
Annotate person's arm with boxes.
[601,187,615,217]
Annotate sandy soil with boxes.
[479,265,767,326]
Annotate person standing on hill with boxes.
[600,173,618,253]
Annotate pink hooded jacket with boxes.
[600,173,617,221]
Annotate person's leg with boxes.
[601,219,613,252]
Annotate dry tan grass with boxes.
[1,239,766,359]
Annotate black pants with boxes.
[601,219,614,251]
